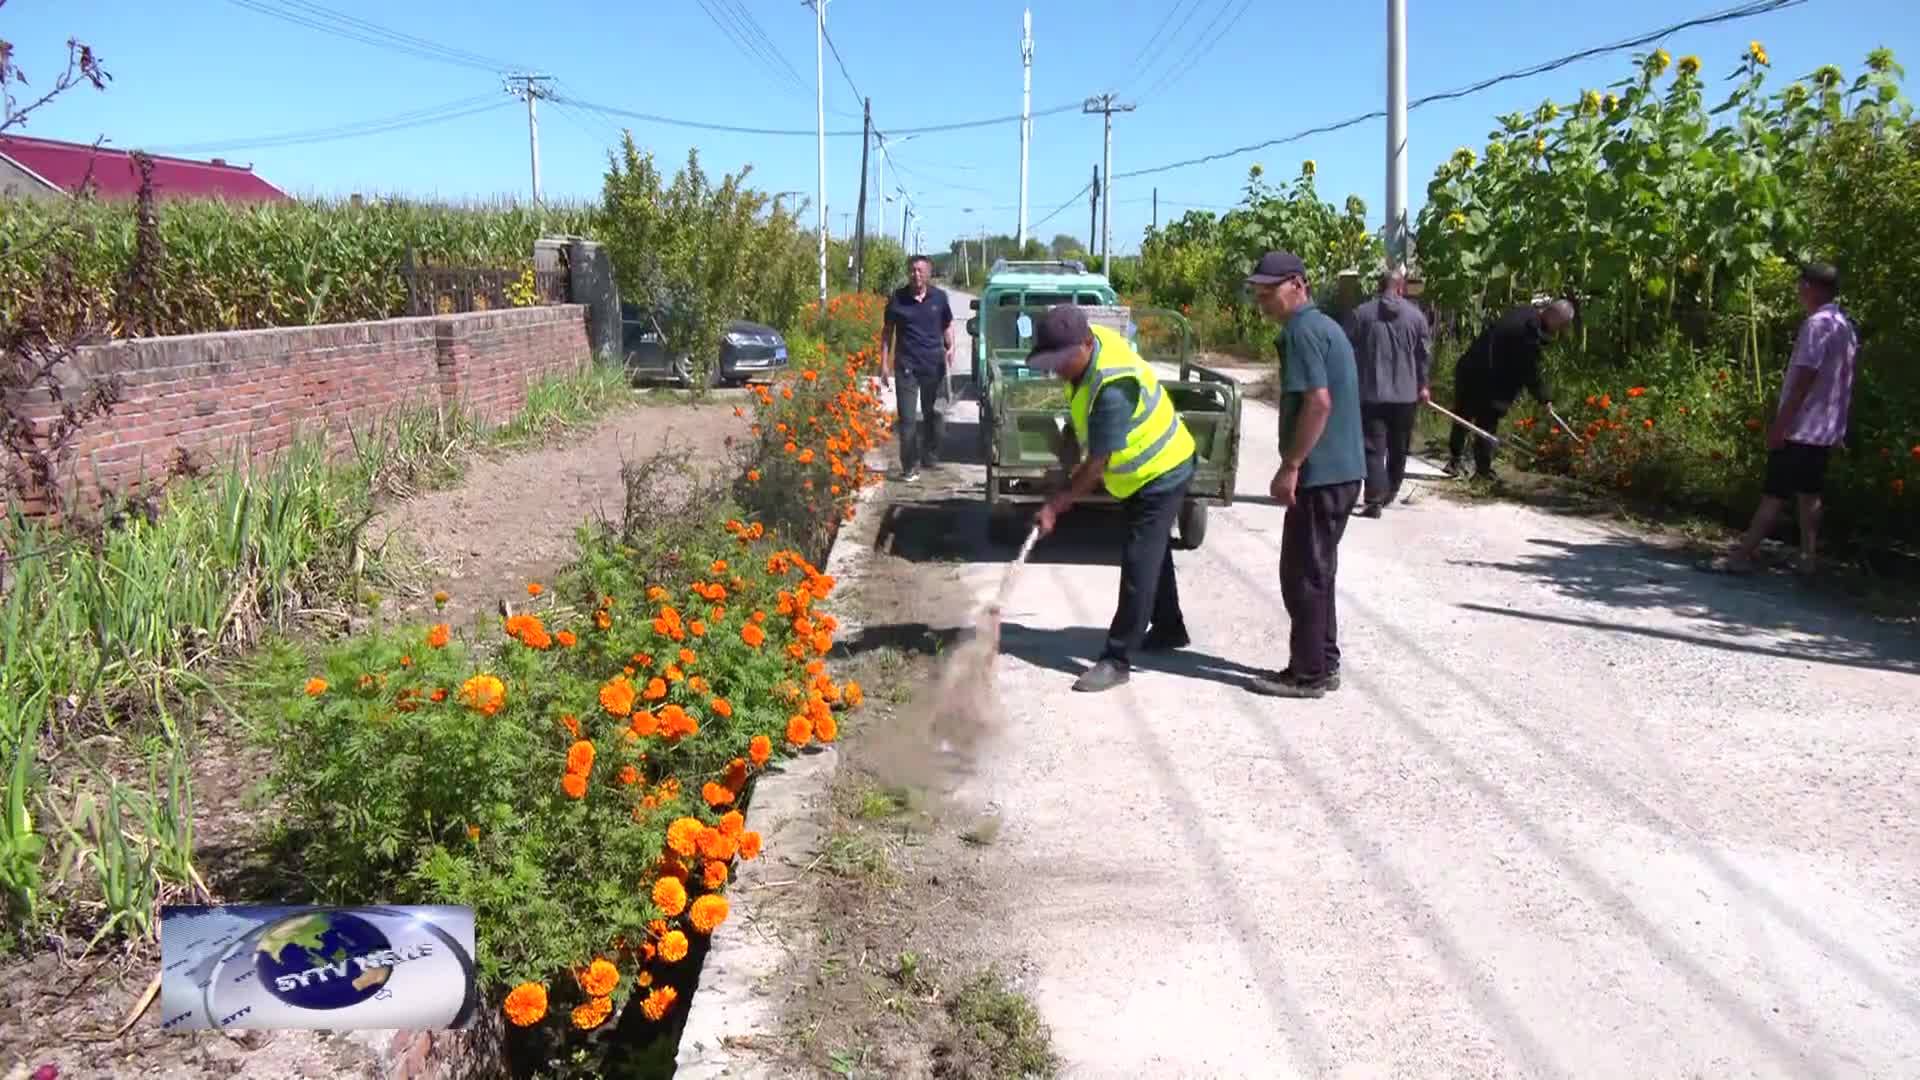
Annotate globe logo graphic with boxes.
[254,911,395,1011]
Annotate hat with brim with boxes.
[1025,303,1091,372]
[1246,250,1308,285]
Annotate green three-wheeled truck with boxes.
[964,260,1244,549]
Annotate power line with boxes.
[222,0,520,72]
[819,20,865,106]
[271,0,522,70]
[1116,0,1806,183]
[1124,0,1203,76]
[1138,0,1255,103]
[1031,182,1093,229]
[715,0,811,91]
[691,0,812,100]
[149,96,507,154]
[556,93,1082,138]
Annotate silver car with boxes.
[620,303,790,387]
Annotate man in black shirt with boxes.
[881,256,955,481]
[1445,299,1573,481]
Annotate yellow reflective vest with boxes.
[1066,325,1197,500]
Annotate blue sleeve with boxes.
[1283,323,1331,393]
[1086,382,1138,456]
[940,294,954,327]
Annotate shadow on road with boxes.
[994,620,1273,691]
[832,620,972,660]
[1448,534,1920,674]
[871,493,1126,568]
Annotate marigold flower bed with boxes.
[262,293,889,1076]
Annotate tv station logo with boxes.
[159,905,476,1031]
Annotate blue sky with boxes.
[7,1,1916,254]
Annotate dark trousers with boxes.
[1103,472,1192,666]
[1279,480,1360,680]
[1361,401,1418,507]
[1445,391,1505,474]
[895,366,947,471]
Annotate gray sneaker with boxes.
[1071,659,1130,693]
[900,468,922,483]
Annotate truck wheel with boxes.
[1178,500,1208,550]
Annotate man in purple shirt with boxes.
[1711,262,1858,575]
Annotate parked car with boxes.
[620,302,789,387]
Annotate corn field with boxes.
[0,196,599,337]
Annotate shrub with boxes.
[260,294,892,1074]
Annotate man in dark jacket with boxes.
[1343,269,1431,516]
[1445,299,1574,480]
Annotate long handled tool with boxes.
[986,525,1042,620]
[1421,398,1540,460]
[1546,403,1586,445]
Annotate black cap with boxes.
[1025,303,1091,373]
[1246,250,1308,285]
[1799,261,1841,294]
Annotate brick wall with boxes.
[25,305,588,499]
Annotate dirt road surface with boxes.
[883,286,1920,1078]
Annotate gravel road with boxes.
[905,287,1920,1078]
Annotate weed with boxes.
[944,970,1057,1078]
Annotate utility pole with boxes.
[854,98,871,289]
[809,0,829,311]
[1152,187,1158,231]
[1386,0,1409,267]
[1089,166,1104,267]
[1018,8,1033,249]
[505,74,553,204]
[1082,93,1134,266]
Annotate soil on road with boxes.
[853,289,1920,1078]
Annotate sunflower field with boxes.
[258,291,891,1076]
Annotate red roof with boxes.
[0,135,290,203]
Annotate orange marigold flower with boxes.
[595,609,613,630]
[747,469,762,483]
[786,641,807,660]
[689,894,731,935]
[812,630,833,655]
[786,714,813,747]
[1627,387,1646,398]
[678,647,697,666]
[433,590,451,607]
[566,740,596,776]
[666,817,704,857]
[562,772,588,799]
[689,619,707,638]
[702,781,734,808]
[430,687,448,702]
[580,958,619,997]
[427,624,451,649]
[641,986,679,1022]
[816,712,839,743]
[741,623,767,648]
[647,586,669,602]
[699,827,738,862]
[503,982,548,1026]
[704,859,729,889]
[630,709,660,737]
[653,875,689,917]
[659,929,690,963]
[304,677,329,697]
[459,674,507,716]
[844,680,865,708]
[739,830,763,860]
[571,995,613,1030]
[798,448,816,465]
[600,676,637,717]
[710,697,734,719]
[527,582,544,597]
[748,734,772,767]
[644,677,669,701]
[619,764,640,786]
[665,663,685,683]
[711,559,729,574]
[556,630,577,648]
[751,610,768,624]
[719,810,746,837]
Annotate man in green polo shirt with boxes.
[1245,251,1366,699]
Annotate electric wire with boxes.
[1138,0,1256,103]
[222,0,519,72]
[150,95,507,154]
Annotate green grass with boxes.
[0,363,638,948]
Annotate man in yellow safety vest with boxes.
[1029,303,1199,693]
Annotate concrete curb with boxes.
[672,468,890,1077]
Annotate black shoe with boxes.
[1442,458,1465,478]
[1357,504,1384,519]
[1072,659,1130,693]
[1140,626,1191,653]
[1248,667,1341,697]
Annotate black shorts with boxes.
[1763,441,1832,498]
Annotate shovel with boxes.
[1546,403,1586,445]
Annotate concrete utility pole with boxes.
[1082,94,1134,265]
[809,0,829,310]
[505,74,553,204]
[1018,8,1033,248]
[1386,0,1409,267]
[1088,164,1100,265]
[854,97,871,289]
